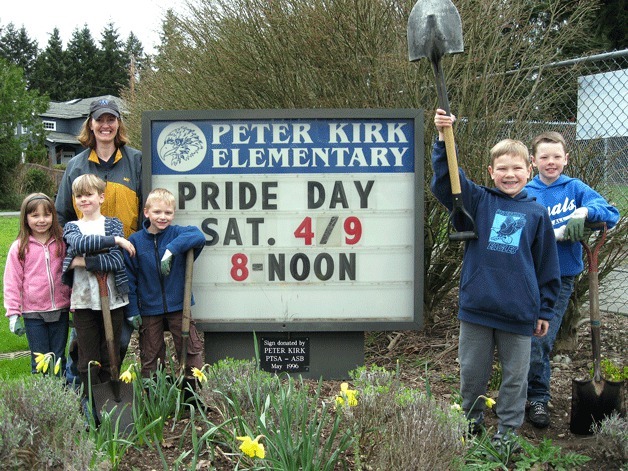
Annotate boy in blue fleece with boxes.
[430,110,561,444]
[525,131,620,428]
[125,188,206,378]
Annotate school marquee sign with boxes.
[142,109,424,333]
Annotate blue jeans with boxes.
[24,314,69,375]
[528,276,574,404]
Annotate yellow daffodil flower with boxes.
[191,367,207,383]
[478,395,496,409]
[451,403,462,411]
[54,357,62,375]
[237,435,265,459]
[120,365,137,383]
[335,382,358,407]
[35,352,52,373]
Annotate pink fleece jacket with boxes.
[3,236,71,317]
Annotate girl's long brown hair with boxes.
[17,193,65,260]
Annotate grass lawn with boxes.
[0,216,31,380]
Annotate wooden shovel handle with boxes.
[180,249,195,372]
[95,271,121,396]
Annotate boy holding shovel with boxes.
[525,131,620,428]
[62,174,137,389]
[430,109,561,448]
[124,188,205,378]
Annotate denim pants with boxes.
[459,320,531,432]
[528,276,574,404]
[24,314,69,374]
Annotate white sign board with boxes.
[142,109,423,331]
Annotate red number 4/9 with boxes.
[293,216,362,245]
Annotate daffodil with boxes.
[35,352,52,373]
[451,403,462,411]
[120,364,137,383]
[191,367,207,383]
[54,357,62,375]
[237,434,265,459]
[335,382,358,407]
[477,395,496,409]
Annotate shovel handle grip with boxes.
[443,127,462,194]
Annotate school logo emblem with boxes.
[488,210,526,254]
[157,122,206,172]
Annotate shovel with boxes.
[570,223,625,435]
[408,0,477,241]
[180,249,197,400]
[91,271,134,432]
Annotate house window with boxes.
[43,121,56,131]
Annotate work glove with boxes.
[9,315,26,336]
[127,315,142,330]
[160,249,173,276]
[563,207,588,242]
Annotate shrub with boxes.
[0,376,97,470]
[20,167,57,197]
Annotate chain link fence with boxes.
[517,50,628,320]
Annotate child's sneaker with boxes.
[491,430,521,455]
[527,401,550,428]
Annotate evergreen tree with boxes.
[98,22,128,95]
[30,28,70,100]
[65,25,100,98]
[0,23,39,83]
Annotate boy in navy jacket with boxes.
[125,188,206,378]
[430,110,560,446]
[525,131,620,428]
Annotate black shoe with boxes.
[527,401,550,428]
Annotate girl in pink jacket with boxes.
[4,193,71,374]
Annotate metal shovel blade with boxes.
[408,0,464,62]
[92,381,135,433]
[570,378,625,435]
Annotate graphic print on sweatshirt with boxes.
[488,210,527,254]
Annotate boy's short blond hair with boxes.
[531,131,567,156]
[72,174,106,196]
[490,139,530,165]
[145,188,176,210]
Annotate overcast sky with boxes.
[0,0,187,55]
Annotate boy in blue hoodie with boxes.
[125,188,206,378]
[431,110,560,446]
[525,131,620,428]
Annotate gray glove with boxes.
[563,207,588,242]
[160,249,173,276]
[9,315,25,336]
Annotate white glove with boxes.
[9,315,26,336]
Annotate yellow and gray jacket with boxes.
[55,146,142,238]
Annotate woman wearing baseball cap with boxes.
[55,97,142,387]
